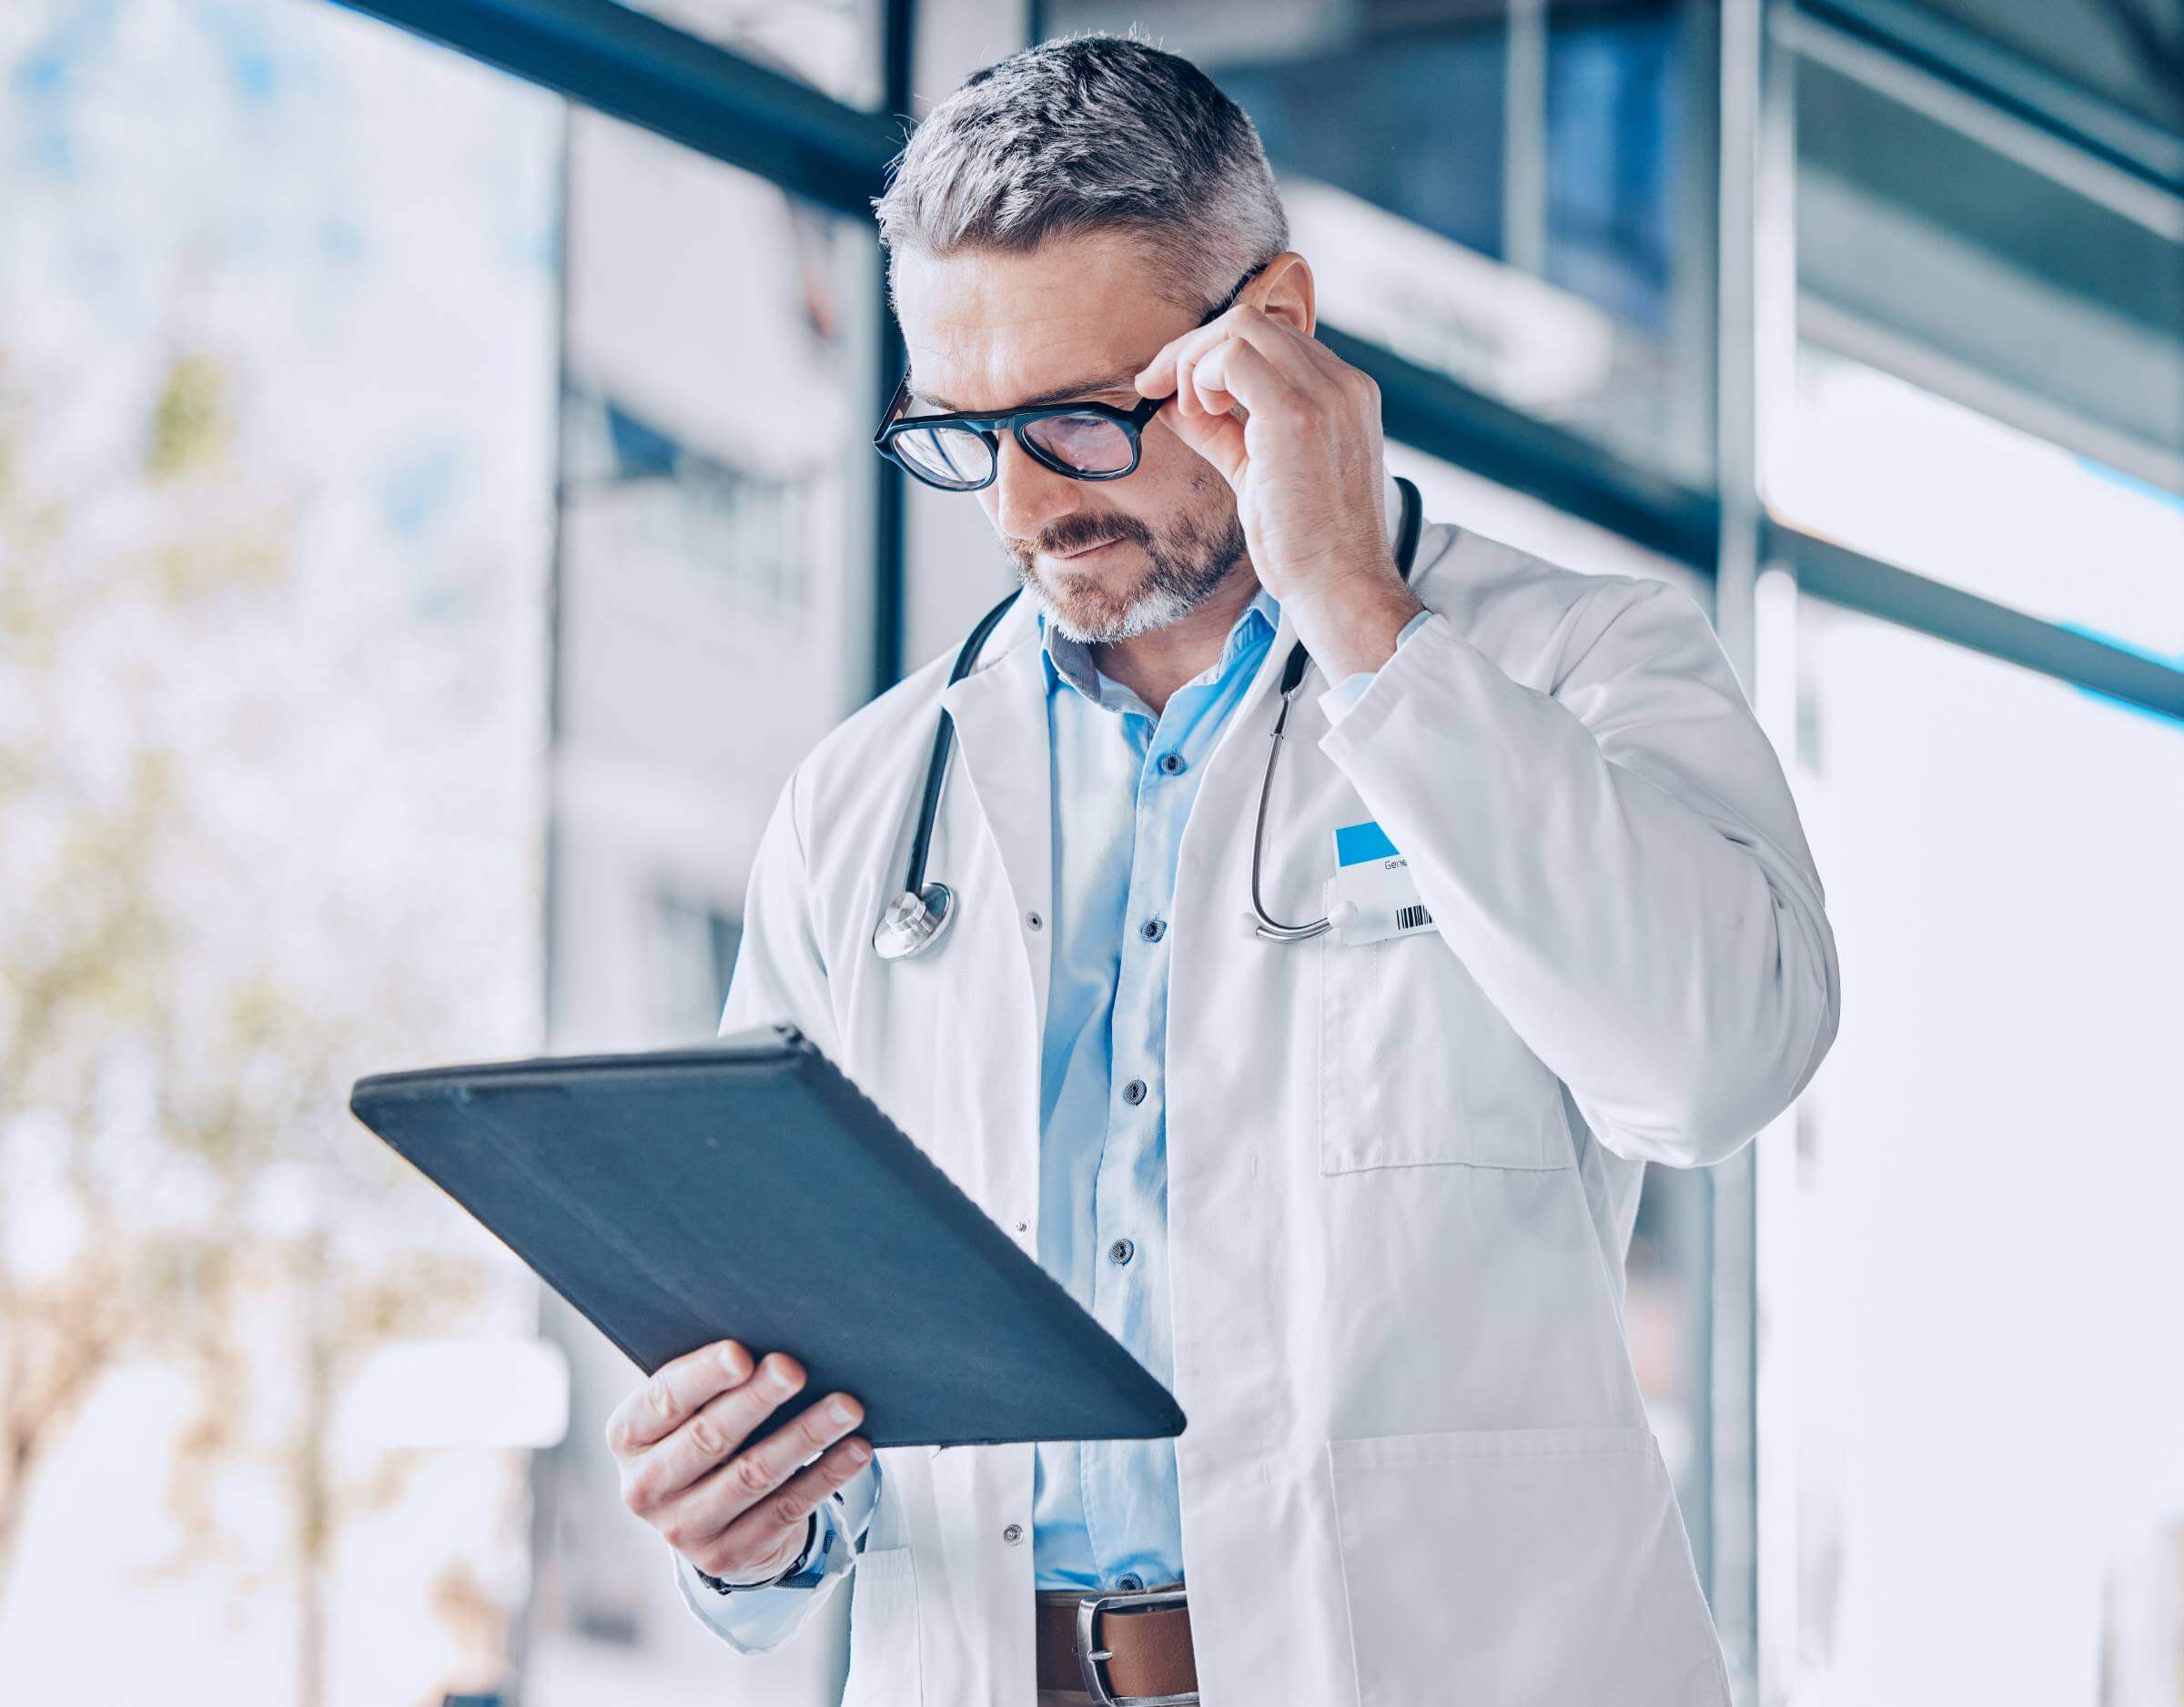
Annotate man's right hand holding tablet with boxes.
[606,1338,871,1586]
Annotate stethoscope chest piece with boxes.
[873,881,956,961]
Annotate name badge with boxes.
[1324,821,1438,947]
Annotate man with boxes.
[603,33,1838,1707]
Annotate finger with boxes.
[1246,308,1359,386]
[687,1436,874,1580]
[642,1361,855,1510]
[622,1350,811,1508]
[679,1384,864,1527]
[604,1338,755,1457]
[1154,387,1248,485]
[1209,311,1350,402]
[1136,302,1326,405]
[1136,304,1249,403]
[1190,331,1305,422]
[1133,328,1191,399]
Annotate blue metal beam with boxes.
[1800,0,2184,197]
[326,0,901,215]
[1319,324,1725,574]
[1785,526,2184,722]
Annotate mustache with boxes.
[1014,514,1154,561]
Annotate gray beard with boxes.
[1013,508,1248,645]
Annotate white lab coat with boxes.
[685,477,1839,1706]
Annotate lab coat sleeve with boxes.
[1321,606,1435,728]
[673,1459,885,1652]
[1316,576,1839,1167]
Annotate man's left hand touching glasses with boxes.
[1132,253,1425,680]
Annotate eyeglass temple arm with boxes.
[874,369,912,448]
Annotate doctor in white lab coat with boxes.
[605,34,1839,1707]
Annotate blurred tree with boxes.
[0,346,532,1705]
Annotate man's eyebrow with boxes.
[910,369,1140,413]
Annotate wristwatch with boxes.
[693,1510,824,1595]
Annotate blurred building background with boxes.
[0,1,2179,1704]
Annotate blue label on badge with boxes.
[1334,820,1399,867]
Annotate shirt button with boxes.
[1139,918,1167,942]
[1109,1237,1135,1266]
[1002,1523,1025,1545]
[1117,1572,1145,1592]
[1158,752,1185,775]
[1026,910,1044,932]
[1122,1078,1148,1106]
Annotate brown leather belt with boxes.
[1034,1582,1198,1703]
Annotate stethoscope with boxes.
[872,475,1424,961]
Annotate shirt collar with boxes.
[1039,583,1280,712]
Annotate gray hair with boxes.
[873,33,1289,315]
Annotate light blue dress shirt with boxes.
[686,585,1430,1635]
[1028,583,1281,1590]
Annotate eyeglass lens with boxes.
[892,410,1138,489]
[1019,413,1135,474]
[891,424,993,490]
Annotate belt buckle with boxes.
[1075,1584,1197,1706]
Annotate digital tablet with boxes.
[348,1023,1187,1448]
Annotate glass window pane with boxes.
[0,0,557,1697]
[1781,599,2184,1702]
[1045,0,1717,484]
[553,109,877,1056]
[1770,344,2184,661]
[1795,35,2184,498]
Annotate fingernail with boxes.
[763,1362,798,1397]
[719,1343,748,1377]
[846,1439,870,1462]
[828,1398,856,1426]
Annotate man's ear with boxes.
[1246,251,1317,337]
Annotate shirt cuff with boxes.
[1320,607,1433,728]
[673,1457,883,1651]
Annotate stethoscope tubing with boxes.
[1244,475,1424,942]
[901,583,1025,903]
[877,476,1423,959]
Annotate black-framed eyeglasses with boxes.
[873,267,1258,493]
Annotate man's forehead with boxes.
[905,342,1141,413]
[894,242,1179,411]
[903,319,1148,411]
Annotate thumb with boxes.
[1155,398,1248,489]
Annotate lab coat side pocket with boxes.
[1326,1426,1730,1707]
[840,1545,924,1707]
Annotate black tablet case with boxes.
[348,1024,1186,1449]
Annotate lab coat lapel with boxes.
[937,616,1054,1046]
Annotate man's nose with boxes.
[989,435,1080,547]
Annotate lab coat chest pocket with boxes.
[1317,931,1571,1172]
[1327,1428,1730,1707]
[840,1546,923,1707]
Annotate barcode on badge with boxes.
[1396,904,1433,932]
